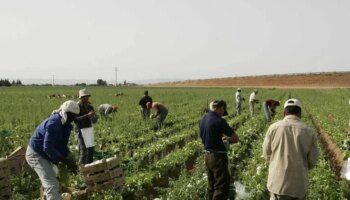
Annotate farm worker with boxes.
[74,89,98,165]
[199,100,239,200]
[25,100,79,200]
[147,101,168,131]
[98,104,117,120]
[263,99,281,122]
[235,88,243,116]
[249,89,259,116]
[139,90,153,119]
[263,99,319,200]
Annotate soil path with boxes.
[150,72,350,88]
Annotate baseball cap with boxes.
[284,98,302,109]
[211,100,228,116]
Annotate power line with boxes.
[115,67,118,86]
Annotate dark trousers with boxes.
[205,153,230,200]
[140,107,150,119]
[75,131,94,165]
[157,109,168,131]
[270,193,306,200]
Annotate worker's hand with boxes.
[59,156,78,174]
[223,134,239,144]
[87,111,95,118]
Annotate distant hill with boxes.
[149,72,350,88]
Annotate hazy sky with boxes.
[1,0,349,84]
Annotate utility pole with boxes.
[52,75,55,87]
[115,67,118,87]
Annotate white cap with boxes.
[79,89,91,98]
[209,101,214,111]
[284,98,302,109]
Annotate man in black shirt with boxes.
[200,100,239,200]
[138,90,153,119]
[74,89,97,164]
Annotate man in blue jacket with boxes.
[25,100,80,200]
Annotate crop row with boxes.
[237,94,346,199]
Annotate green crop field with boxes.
[0,86,349,199]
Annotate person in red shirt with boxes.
[263,99,281,122]
[147,102,168,131]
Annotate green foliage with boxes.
[0,86,349,198]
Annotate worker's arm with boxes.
[222,121,239,144]
[308,132,319,169]
[223,134,239,144]
[263,128,272,161]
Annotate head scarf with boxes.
[52,100,80,124]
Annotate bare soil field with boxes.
[151,72,350,88]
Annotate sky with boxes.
[0,0,349,84]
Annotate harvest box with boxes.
[0,158,11,199]
[80,156,125,192]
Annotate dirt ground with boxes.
[151,72,350,88]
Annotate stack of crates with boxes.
[0,158,11,199]
[80,156,124,192]
[7,146,28,175]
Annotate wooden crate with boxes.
[0,159,10,181]
[0,187,11,199]
[80,156,121,175]
[0,158,8,170]
[6,146,28,175]
[84,167,123,184]
[114,175,125,188]
[86,179,115,192]
[0,177,10,188]
[81,156,125,193]
[106,157,121,169]
[85,174,125,192]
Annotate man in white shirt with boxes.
[249,89,258,116]
[263,99,318,199]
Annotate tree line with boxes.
[0,79,137,86]
[0,79,22,87]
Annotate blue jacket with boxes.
[29,113,71,164]
[200,111,234,152]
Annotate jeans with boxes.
[157,109,168,131]
[205,153,230,200]
[263,102,271,122]
[25,146,61,200]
